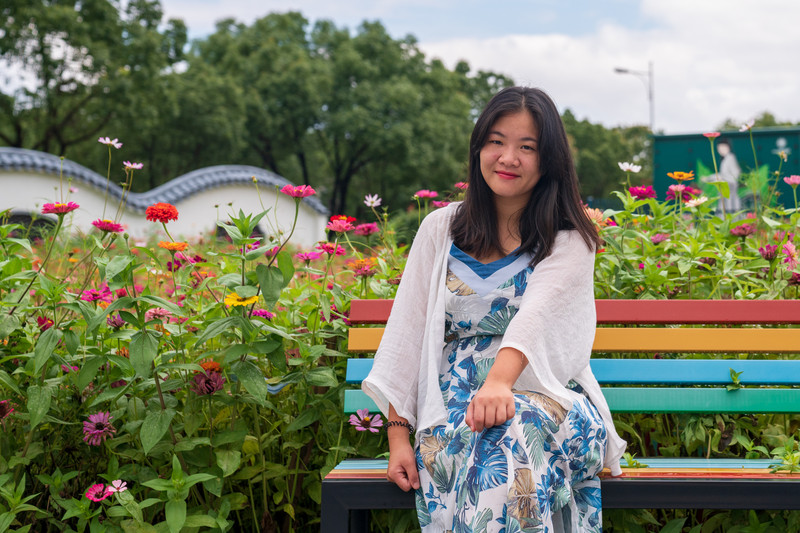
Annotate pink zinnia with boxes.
[252,309,275,319]
[85,483,113,502]
[81,287,113,303]
[83,411,116,446]
[280,184,316,198]
[629,186,656,200]
[316,242,346,256]
[191,370,226,396]
[783,175,800,187]
[784,242,799,270]
[295,251,322,262]
[0,399,15,420]
[760,244,779,261]
[144,308,172,322]
[91,219,125,233]
[107,314,125,329]
[326,218,354,233]
[415,189,438,199]
[703,132,721,138]
[432,201,451,208]
[454,182,468,190]
[41,202,79,215]
[37,316,54,331]
[349,408,383,433]
[730,224,755,238]
[354,222,379,236]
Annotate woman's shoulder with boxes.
[418,201,462,234]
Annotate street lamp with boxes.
[614,61,654,132]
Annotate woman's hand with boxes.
[386,434,420,492]
[465,379,516,432]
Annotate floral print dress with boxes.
[414,244,607,533]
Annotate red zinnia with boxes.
[145,203,179,223]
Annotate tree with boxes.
[0,0,186,156]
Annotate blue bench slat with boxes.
[345,387,800,414]
[346,358,800,385]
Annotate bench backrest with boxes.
[344,299,800,415]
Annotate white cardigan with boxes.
[362,202,626,475]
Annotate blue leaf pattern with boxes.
[415,256,605,532]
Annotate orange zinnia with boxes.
[158,241,189,252]
[200,361,222,373]
[667,171,695,182]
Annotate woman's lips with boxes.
[496,171,518,180]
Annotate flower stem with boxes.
[8,215,64,316]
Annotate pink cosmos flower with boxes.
[316,242,346,256]
[415,189,438,199]
[91,219,125,233]
[83,411,116,446]
[295,251,322,262]
[784,242,799,270]
[703,132,721,138]
[349,408,383,433]
[41,202,79,215]
[650,233,670,244]
[432,201,451,208]
[784,175,800,187]
[85,483,113,502]
[123,161,143,170]
[354,222,379,236]
[629,186,656,200]
[454,182,468,190]
[108,480,128,493]
[280,184,316,198]
[98,137,122,149]
[69,186,78,193]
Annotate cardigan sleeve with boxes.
[498,230,597,399]
[361,208,446,426]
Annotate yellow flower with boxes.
[224,293,259,307]
[158,241,189,252]
[667,171,695,182]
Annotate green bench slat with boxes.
[344,387,800,415]
[346,358,800,386]
[331,457,780,471]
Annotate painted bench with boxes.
[321,299,800,532]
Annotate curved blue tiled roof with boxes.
[0,147,328,215]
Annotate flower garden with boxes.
[1,131,800,532]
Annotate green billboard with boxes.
[653,127,800,210]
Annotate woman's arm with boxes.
[386,404,420,492]
[465,347,527,432]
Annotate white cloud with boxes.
[419,0,800,132]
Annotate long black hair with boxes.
[450,86,600,265]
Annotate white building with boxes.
[0,147,328,247]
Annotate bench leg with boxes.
[350,510,369,533]
[321,481,370,533]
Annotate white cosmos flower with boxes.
[618,162,642,173]
[739,120,755,132]
[685,196,709,208]
[364,194,382,207]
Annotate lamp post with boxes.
[614,61,654,132]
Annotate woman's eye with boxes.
[489,139,502,146]
[522,144,536,151]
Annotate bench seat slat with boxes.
[347,358,800,385]
[349,299,800,325]
[349,327,800,353]
[344,388,800,414]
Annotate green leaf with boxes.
[27,385,52,431]
[182,515,218,528]
[194,316,238,346]
[255,264,283,307]
[78,356,107,392]
[140,409,176,455]
[129,330,158,378]
[215,450,241,477]
[34,327,62,374]
[63,329,80,355]
[660,518,687,533]
[234,285,258,298]
[233,361,268,405]
[164,499,186,533]
[306,367,338,387]
[116,490,144,525]
[276,250,295,285]
[285,407,320,433]
[0,315,20,339]
[104,255,134,282]
[137,295,183,316]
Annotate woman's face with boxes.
[479,110,542,208]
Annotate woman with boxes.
[362,87,626,532]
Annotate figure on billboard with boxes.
[703,139,741,213]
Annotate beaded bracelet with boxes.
[386,420,414,433]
